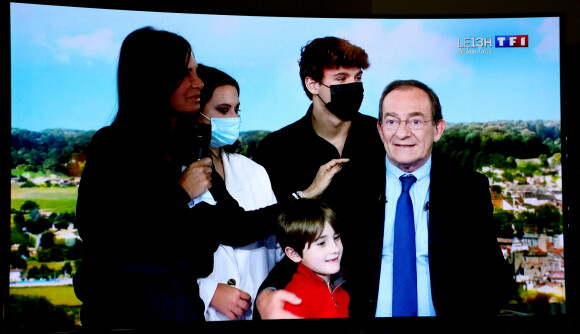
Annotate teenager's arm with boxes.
[253,256,300,320]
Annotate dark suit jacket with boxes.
[402,154,510,317]
[257,153,511,319]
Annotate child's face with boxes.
[301,221,343,281]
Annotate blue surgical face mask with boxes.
[200,112,240,148]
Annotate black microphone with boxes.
[191,122,211,162]
[174,119,211,166]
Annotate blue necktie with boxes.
[392,174,418,317]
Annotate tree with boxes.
[38,247,65,262]
[491,185,503,194]
[62,262,73,276]
[56,212,76,223]
[493,209,519,238]
[64,241,83,260]
[502,169,516,183]
[519,162,541,177]
[11,128,95,174]
[27,266,40,279]
[24,216,51,235]
[5,295,75,332]
[54,220,69,230]
[9,251,27,269]
[42,156,60,173]
[237,130,270,158]
[519,211,538,233]
[551,152,562,166]
[13,212,25,226]
[505,156,517,168]
[11,223,32,248]
[515,176,527,185]
[535,204,563,234]
[20,200,39,213]
[18,243,30,258]
[20,180,37,188]
[40,232,55,248]
[539,154,549,167]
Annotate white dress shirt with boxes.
[375,156,436,317]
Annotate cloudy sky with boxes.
[11,3,560,132]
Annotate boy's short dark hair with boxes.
[299,36,370,100]
[277,198,339,257]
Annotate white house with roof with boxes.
[10,269,23,283]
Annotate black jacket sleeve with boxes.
[76,127,281,273]
[252,256,298,320]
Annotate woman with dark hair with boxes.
[73,27,346,330]
[74,27,265,329]
[195,64,282,321]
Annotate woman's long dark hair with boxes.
[111,27,193,151]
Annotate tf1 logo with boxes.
[495,35,528,47]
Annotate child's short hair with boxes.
[277,198,339,257]
[298,36,370,100]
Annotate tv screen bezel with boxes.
[8,1,578,332]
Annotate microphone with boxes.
[174,119,211,166]
[191,122,211,162]
[186,122,216,208]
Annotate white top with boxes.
[197,152,283,321]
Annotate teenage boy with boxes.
[253,37,386,319]
[277,198,349,318]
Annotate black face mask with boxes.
[318,81,364,121]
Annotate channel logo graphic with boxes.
[495,35,528,47]
[458,34,529,55]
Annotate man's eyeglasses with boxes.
[380,117,433,131]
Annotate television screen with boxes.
[8,1,574,332]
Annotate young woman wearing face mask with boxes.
[193,64,280,321]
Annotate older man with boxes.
[375,79,510,317]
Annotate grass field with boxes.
[10,180,83,326]
[9,285,82,306]
[9,285,83,327]
[11,183,78,213]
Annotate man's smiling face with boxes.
[377,86,446,173]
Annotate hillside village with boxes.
[484,158,565,314]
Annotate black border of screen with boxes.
[7,1,579,333]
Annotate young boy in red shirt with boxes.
[277,198,349,318]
